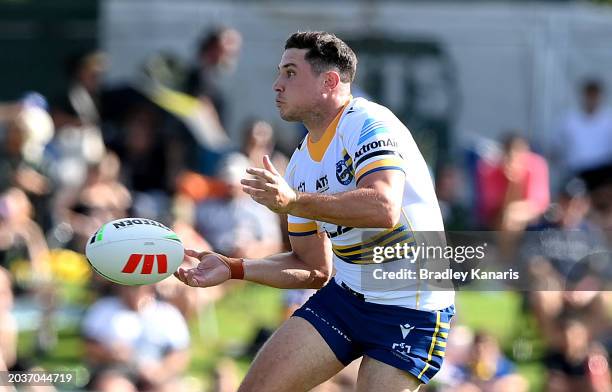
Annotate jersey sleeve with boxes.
[285,148,319,237]
[287,217,319,236]
[344,109,407,185]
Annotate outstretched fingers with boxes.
[263,155,280,175]
[246,167,276,183]
[240,178,271,190]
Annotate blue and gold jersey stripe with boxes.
[332,224,415,264]
[354,150,402,170]
[288,221,318,236]
[355,158,405,184]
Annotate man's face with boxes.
[273,49,323,122]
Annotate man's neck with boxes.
[304,95,351,142]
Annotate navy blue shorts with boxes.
[292,279,454,384]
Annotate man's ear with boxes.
[323,71,341,91]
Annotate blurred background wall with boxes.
[100,0,612,160]
[0,0,97,101]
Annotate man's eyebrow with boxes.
[277,63,297,70]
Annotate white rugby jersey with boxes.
[285,97,454,311]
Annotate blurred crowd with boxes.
[0,25,611,392]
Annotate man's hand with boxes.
[240,155,297,214]
[174,249,231,287]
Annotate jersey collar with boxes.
[307,95,353,162]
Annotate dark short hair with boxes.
[198,26,228,54]
[501,131,528,153]
[285,31,357,83]
[583,79,603,95]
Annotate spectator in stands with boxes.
[43,115,106,190]
[171,194,211,254]
[558,79,612,177]
[240,118,291,249]
[210,357,240,392]
[0,96,55,234]
[0,188,58,354]
[46,51,107,190]
[196,152,282,258]
[52,151,131,252]
[436,164,472,230]
[544,318,593,392]
[477,133,550,231]
[590,179,612,244]
[113,104,174,223]
[82,284,190,391]
[184,27,242,130]
[154,194,221,320]
[0,99,52,197]
[521,178,605,283]
[241,119,289,175]
[89,369,138,392]
[114,104,168,193]
[54,50,106,128]
[0,267,17,372]
[536,178,592,231]
[435,325,476,391]
[0,188,50,278]
[523,177,611,356]
[528,264,609,348]
[528,267,611,381]
[458,331,528,392]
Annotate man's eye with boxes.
[287,71,295,77]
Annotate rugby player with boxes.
[175,31,454,392]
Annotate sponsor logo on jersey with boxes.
[121,253,168,274]
[297,181,306,192]
[355,138,398,159]
[315,175,329,192]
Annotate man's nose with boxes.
[273,77,283,93]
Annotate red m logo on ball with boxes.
[121,254,168,274]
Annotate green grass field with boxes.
[17,285,546,391]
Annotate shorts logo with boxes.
[391,342,412,358]
[335,159,353,185]
[316,175,329,192]
[355,138,398,159]
[400,323,414,339]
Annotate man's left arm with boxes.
[241,155,405,229]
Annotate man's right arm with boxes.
[175,232,333,290]
[242,232,333,289]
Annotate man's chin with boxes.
[278,110,299,122]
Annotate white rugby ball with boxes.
[85,218,184,285]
